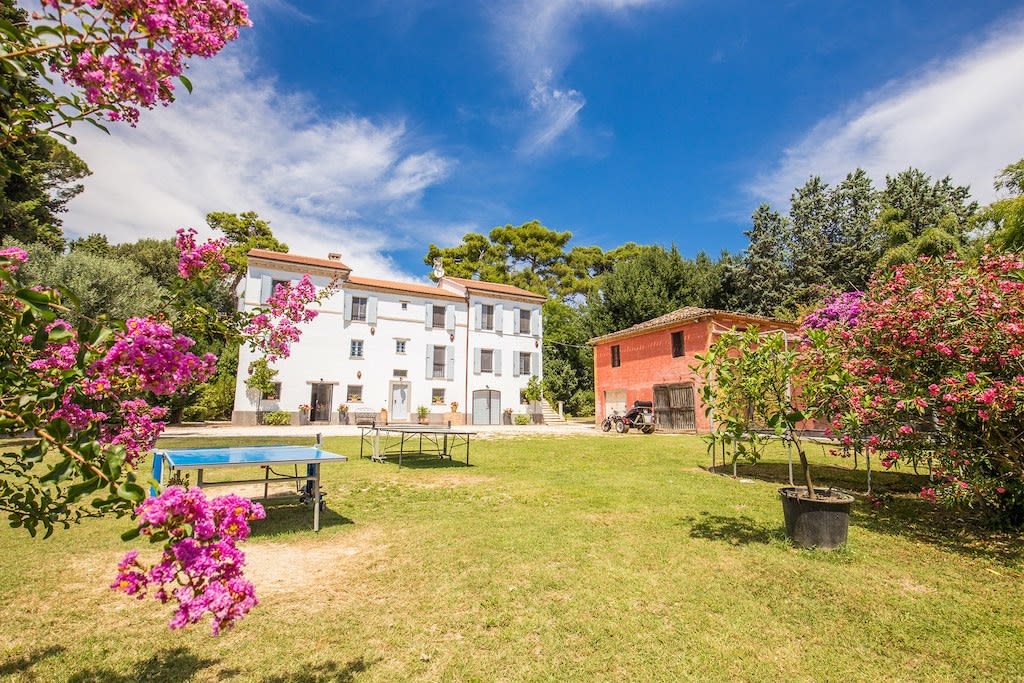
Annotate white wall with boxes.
[232,265,544,425]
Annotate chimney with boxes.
[328,252,342,261]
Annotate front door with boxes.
[472,389,501,425]
[309,383,333,422]
[390,382,410,421]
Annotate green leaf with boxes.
[116,481,146,504]
[66,477,101,503]
[120,526,142,542]
[179,74,193,93]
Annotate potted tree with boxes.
[696,327,853,549]
[244,358,278,426]
[417,405,430,425]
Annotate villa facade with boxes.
[231,249,546,426]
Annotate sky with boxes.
[59,0,1024,282]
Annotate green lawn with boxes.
[1,433,1022,682]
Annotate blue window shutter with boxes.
[531,309,540,336]
[513,308,521,334]
[494,304,503,333]
[532,352,540,377]
[473,302,481,330]
[512,352,520,377]
[446,304,455,333]
[260,275,272,303]
[425,303,433,329]
[493,349,502,376]
[343,292,353,321]
[367,296,378,324]
[446,346,455,380]
[425,344,434,378]
[473,348,481,374]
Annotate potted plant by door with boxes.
[338,404,349,425]
[502,407,513,425]
[298,403,311,426]
[417,405,430,425]
[696,328,854,550]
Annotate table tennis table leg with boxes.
[197,468,204,488]
[313,464,321,532]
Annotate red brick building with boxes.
[589,307,798,433]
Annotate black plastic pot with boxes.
[778,487,854,550]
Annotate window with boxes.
[518,352,531,375]
[395,340,407,354]
[432,305,446,328]
[432,346,446,379]
[671,331,685,358]
[401,301,408,310]
[520,308,531,334]
[351,296,368,322]
[394,369,407,378]
[611,345,621,367]
[350,339,364,358]
[262,382,282,401]
[481,304,494,330]
[346,385,362,402]
[480,349,494,373]
[431,388,445,405]
[271,279,289,296]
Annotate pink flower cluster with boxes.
[0,246,28,272]
[112,486,265,635]
[39,0,251,124]
[92,317,217,395]
[802,291,863,330]
[175,227,229,279]
[244,275,319,362]
[809,252,1024,515]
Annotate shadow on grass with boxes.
[0,645,64,677]
[378,455,474,470]
[849,495,1024,564]
[65,647,218,682]
[704,461,930,495]
[684,512,782,546]
[250,502,353,538]
[261,655,379,682]
[705,462,1023,563]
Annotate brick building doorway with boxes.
[653,383,695,431]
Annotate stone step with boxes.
[540,404,567,425]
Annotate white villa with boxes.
[231,249,546,426]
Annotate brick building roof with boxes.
[588,307,797,345]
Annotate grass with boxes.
[1,433,1023,682]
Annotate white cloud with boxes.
[61,53,451,280]
[493,0,660,157]
[750,20,1024,207]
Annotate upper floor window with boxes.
[481,304,494,330]
[611,345,621,367]
[671,331,685,358]
[518,352,531,375]
[480,349,494,373]
[351,339,364,358]
[351,296,368,322]
[519,308,531,334]
[433,305,447,328]
[395,340,407,354]
[401,301,408,310]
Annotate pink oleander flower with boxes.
[113,486,265,634]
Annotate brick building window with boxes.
[671,331,685,357]
[611,345,621,367]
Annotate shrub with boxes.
[261,411,291,426]
[566,389,595,417]
[514,414,530,425]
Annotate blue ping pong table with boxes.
[152,445,348,531]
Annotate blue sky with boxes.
[62,0,1024,281]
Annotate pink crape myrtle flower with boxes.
[175,227,229,279]
[113,486,265,635]
[39,0,251,125]
[244,275,320,362]
[0,246,28,272]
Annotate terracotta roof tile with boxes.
[441,276,546,302]
[346,275,464,300]
[248,249,352,271]
[588,307,796,345]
